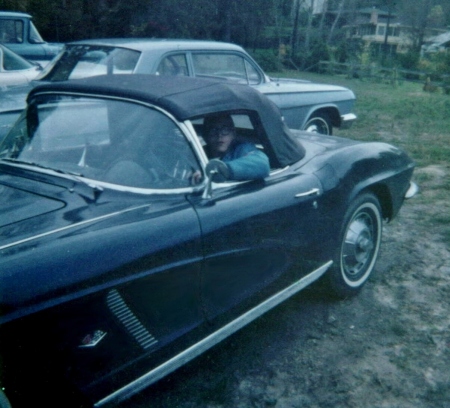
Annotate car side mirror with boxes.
[202,159,230,199]
[205,159,230,182]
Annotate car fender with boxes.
[262,91,351,130]
[324,142,415,220]
[296,138,414,247]
[299,103,342,128]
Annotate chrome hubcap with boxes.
[304,118,329,134]
[342,214,375,277]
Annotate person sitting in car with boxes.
[203,113,270,181]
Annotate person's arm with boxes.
[224,143,270,181]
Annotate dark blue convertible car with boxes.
[0,75,416,407]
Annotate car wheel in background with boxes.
[329,193,382,298]
[303,112,332,135]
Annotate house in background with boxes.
[341,7,445,56]
[421,31,450,54]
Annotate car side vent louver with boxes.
[107,289,158,350]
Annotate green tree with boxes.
[397,0,443,53]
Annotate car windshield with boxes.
[36,45,141,81]
[0,95,201,189]
[29,21,44,44]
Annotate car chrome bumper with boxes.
[405,181,419,199]
[340,113,357,129]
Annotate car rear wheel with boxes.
[303,113,332,135]
[329,193,382,298]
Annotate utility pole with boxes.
[382,1,396,65]
[291,0,301,57]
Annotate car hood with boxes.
[0,169,132,250]
[0,173,69,248]
[0,184,65,228]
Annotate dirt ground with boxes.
[127,164,450,408]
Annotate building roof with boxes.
[426,31,450,46]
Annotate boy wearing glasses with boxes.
[203,114,270,181]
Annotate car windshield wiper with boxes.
[1,158,104,202]
[1,158,83,177]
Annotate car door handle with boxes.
[295,188,320,198]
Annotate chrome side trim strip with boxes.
[94,260,333,407]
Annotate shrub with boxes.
[251,49,284,72]
[418,52,450,81]
[397,50,420,70]
[290,39,330,72]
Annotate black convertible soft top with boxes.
[29,74,305,167]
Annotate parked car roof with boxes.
[31,74,305,167]
[67,38,247,52]
[0,11,32,18]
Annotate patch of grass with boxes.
[433,210,450,245]
[413,172,434,183]
[441,229,450,246]
[389,322,409,337]
[408,145,450,167]
[434,214,450,225]
[442,177,450,191]
[424,382,450,406]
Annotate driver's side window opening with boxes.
[194,113,264,158]
[193,112,272,182]
[194,112,279,172]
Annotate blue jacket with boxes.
[221,142,270,181]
